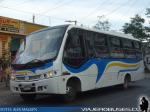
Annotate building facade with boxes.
[0,16,47,61]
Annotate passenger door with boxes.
[63,29,86,67]
[63,29,91,91]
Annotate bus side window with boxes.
[133,41,142,60]
[110,37,124,58]
[93,33,109,58]
[122,39,136,59]
[63,29,86,67]
[85,31,95,58]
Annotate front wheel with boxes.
[63,86,77,102]
[20,94,36,102]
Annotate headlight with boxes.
[46,71,53,78]
[11,75,16,81]
[40,71,56,79]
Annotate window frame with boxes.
[109,35,125,58]
[93,33,109,58]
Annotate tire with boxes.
[123,76,130,89]
[63,86,77,102]
[20,94,36,102]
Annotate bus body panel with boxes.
[62,58,144,92]
[60,64,98,93]
[131,61,145,81]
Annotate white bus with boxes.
[10,25,144,101]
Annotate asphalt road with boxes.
[0,74,150,109]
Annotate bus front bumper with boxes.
[10,77,58,94]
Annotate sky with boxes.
[0,0,150,31]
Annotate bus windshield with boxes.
[14,26,67,64]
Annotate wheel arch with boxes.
[124,73,131,82]
[66,76,82,92]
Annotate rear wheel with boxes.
[123,75,130,89]
[20,94,36,102]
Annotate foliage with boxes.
[93,15,111,31]
[145,8,150,17]
[122,14,147,42]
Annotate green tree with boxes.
[146,8,150,17]
[145,8,150,44]
[122,14,147,41]
[93,15,111,31]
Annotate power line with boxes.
[104,0,131,17]
[79,0,135,29]
[41,0,66,14]
[0,4,70,25]
[110,0,137,30]
[9,0,31,7]
[0,0,111,26]
[41,0,74,14]
[80,0,113,21]
[122,0,138,15]
[1,0,148,28]
[0,4,65,19]
[80,0,128,25]
[0,5,33,15]
[80,0,130,25]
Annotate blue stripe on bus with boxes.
[64,58,141,83]
[118,67,140,74]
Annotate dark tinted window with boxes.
[63,28,86,67]
[134,41,142,60]
[133,41,141,49]
[111,37,121,47]
[122,39,136,58]
[85,31,95,58]
[110,36,124,58]
[93,33,109,58]
[123,39,133,48]
[94,34,106,46]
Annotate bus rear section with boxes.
[61,26,144,93]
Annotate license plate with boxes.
[23,85,31,91]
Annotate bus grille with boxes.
[16,76,25,81]
[29,75,41,80]
[16,75,41,81]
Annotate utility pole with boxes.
[65,20,77,25]
[33,14,35,23]
[49,17,51,26]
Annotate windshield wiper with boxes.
[27,59,45,64]
[12,59,47,70]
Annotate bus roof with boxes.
[68,25,140,41]
[29,24,140,42]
